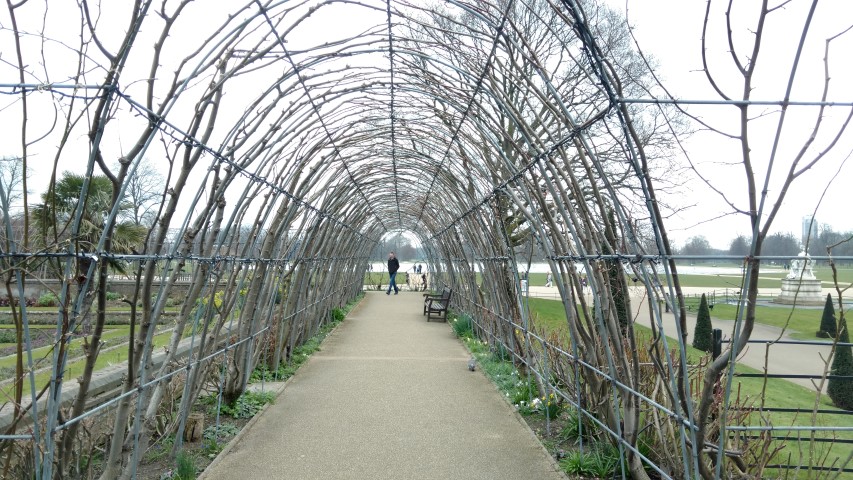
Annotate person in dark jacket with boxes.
[387,252,400,295]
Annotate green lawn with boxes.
[677,301,851,341]
[674,263,853,285]
[525,297,853,476]
[364,265,853,292]
[525,297,571,334]
[663,272,852,290]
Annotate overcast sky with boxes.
[2,0,851,253]
[609,0,853,249]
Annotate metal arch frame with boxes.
[0,1,849,478]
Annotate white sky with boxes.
[2,0,851,252]
[610,0,853,249]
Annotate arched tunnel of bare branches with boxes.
[0,0,851,478]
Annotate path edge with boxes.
[198,294,366,479]
[462,335,569,479]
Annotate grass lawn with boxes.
[365,264,853,291]
[677,301,851,341]
[524,297,571,335]
[525,297,853,476]
[674,262,853,283]
[663,271,852,290]
[662,273,771,289]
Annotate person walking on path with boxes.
[387,252,400,295]
[546,272,553,288]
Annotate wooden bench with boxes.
[423,286,452,322]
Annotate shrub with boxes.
[451,314,473,338]
[174,451,196,480]
[331,307,345,323]
[818,293,837,338]
[559,445,620,478]
[589,445,620,477]
[0,329,17,343]
[220,390,275,418]
[828,317,853,410]
[203,423,239,442]
[561,409,600,444]
[511,378,536,405]
[560,450,593,476]
[105,291,122,301]
[0,296,33,307]
[692,293,713,353]
[491,342,512,362]
[145,434,175,463]
[541,392,562,420]
[37,292,59,307]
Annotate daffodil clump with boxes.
[541,392,562,419]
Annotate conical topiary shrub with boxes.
[817,293,837,338]
[692,293,713,353]
[828,318,853,410]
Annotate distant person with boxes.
[421,273,427,291]
[387,251,400,295]
[546,272,553,288]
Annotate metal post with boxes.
[712,329,722,359]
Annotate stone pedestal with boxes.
[774,278,824,306]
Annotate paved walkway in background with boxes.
[201,291,565,480]
[526,286,831,393]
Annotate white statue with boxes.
[786,252,816,280]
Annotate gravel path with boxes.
[201,291,566,480]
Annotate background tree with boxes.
[808,226,853,264]
[0,156,27,207]
[120,160,165,227]
[0,157,28,247]
[761,232,801,257]
[692,293,713,353]
[728,235,750,257]
[818,293,837,338]
[681,235,712,258]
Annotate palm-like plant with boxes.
[32,171,146,275]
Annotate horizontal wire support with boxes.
[618,97,853,107]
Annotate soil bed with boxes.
[0,328,56,357]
